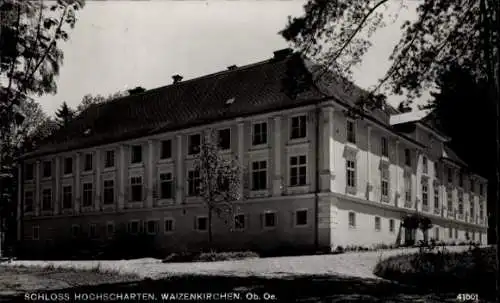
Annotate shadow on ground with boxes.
[1,274,494,303]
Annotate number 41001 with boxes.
[456,294,479,302]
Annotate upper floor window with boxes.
[252,122,267,145]
[62,185,72,209]
[434,162,439,178]
[381,164,389,199]
[404,173,411,202]
[24,191,34,212]
[82,183,93,207]
[458,191,464,214]
[434,184,440,209]
[104,150,115,168]
[218,128,231,150]
[346,159,356,189]
[480,183,485,196]
[159,172,174,199]
[131,145,142,164]
[422,156,428,174]
[84,153,93,171]
[421,179,429,207]
[446,188,453,210]
[346,120,356,144]
[187,170,201,196]
[25,163,34,181]
[290,115,307,139]
[42,188,52,211]
[470,178,475,193]
[458,172,464,188]
[381,137,388,157]
[130,176,143,202]
[42,161,52,178]
[470,200,475,218]
[374,216,381,231]
[447,167,453,183]
[404,149,411,166]
[251,161,267,191]
[290,155,307,187]
[160,140,172,159]
[188,134,201,155]
[64,157,73,175]
[103,180,115,205]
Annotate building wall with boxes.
[19,101,489,253]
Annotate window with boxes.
[470,178,475,192]
[218,128,231,150]
[84,153,93,171]
[346,120,356,143]
[447,188,453,211]
[290,115,307,139]
[434,162,439,178]
[195,216,208,231]
[159,172,173,199]
[234,214,245,230]
[422,179,429,207]
[404,149,411,166]
[479,183,484,196]
[381,164,389,199]
[82,183,93,207]
[346,159,356,189]
[374,216,381,231]
[32,226,39,240]
[348,212,356,228]
[447,167,453,183]
[42,188,52,210]
[479,202,484,219]
[128,221,140,234]
[188,134,201,155]
[89,223,98,238]
[64,157,73,175]
[42,161,52,178]
[434,185,440,210]
[164,218,174,232]
[131,145,142,164]
[252,122,267,145]
[24,191,34,212]
[470,201,475,219]
[404,173,411,202]
[160,140,172,159]
[290,155,307,186]
[454,228,458,239]
[130,176,143,202]
[389,219,395,233]
[448,227,453,238]
[422,156,428,174]
[106,222,115,237]
[187,170,201,196]
[459,172,464,188]
[251,161,267,190]
[104,150,115,168]
[71,225,80,238]
[434,227,439,241]
[146,220,159,235]
[25,163,34,180]
[381,137,388,157]
[295,210,308,226]
[103,180,115,204]
[62,186,72,209]
[263,212,276,228]
[458,191,464,215]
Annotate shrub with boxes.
[373,247,496,298]
[162,250,259,263]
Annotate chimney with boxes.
[273,48,293,60]
[227,65,237,70]
[172,74,183,84]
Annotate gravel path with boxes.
[3,246,471,280]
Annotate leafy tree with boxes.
[194,130,243,247]
[0,0,85,256]
[76,90,129,114]
[54,101,75,128]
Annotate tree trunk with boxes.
[208,206,213,248]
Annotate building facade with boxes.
[17,50,488,254]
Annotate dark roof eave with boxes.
[441,157,468,168]
[19,96,331,161]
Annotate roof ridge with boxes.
[95,57,277,109]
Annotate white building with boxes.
[17,49,488,255]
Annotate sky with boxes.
[38,0,421,116]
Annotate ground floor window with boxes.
[195,216,208,231]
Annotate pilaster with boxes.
[237,121,245,199]
[175,135,183,204]
[54,157,60,215]
[74,153,81,214]
[319,106,335,192]
[146,140,155,208]
[94,150,101,211]
[118,145,126,210]
[34,160,40,216]
[272,116,282,196]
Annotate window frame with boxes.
[290,114,307,140]
[289,155,307,187]
[251,160,268,191]
[252,121,268,146]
